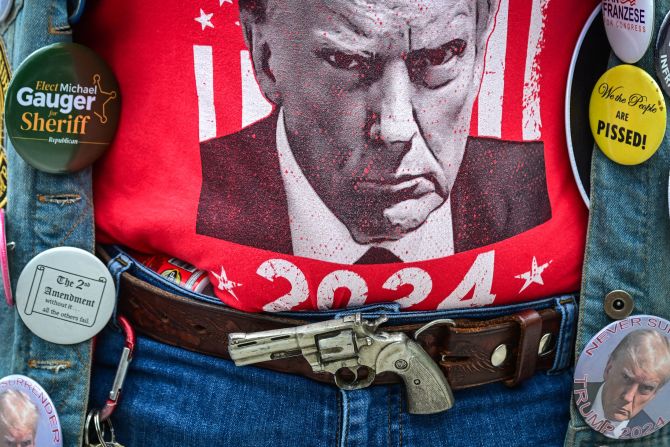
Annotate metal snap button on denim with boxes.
[15,247,115,344]
[5,43,120,174]
[0,374,63,447]
[604,290,634,320]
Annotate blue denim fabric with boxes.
[87,247,579,447]
[564,2,670,446]
[90,327,574,447]
[0,1,94,446]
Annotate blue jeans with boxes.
[91,329,574,447]
[89,246,578,447]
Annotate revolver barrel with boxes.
[229,327,304,365]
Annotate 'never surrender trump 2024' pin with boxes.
[574,315,670,440]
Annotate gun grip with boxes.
[377,338,454,414]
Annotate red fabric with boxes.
[78,0,593,312]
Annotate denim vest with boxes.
[0,1,93,446]
[563,2,670,445]
[2,1,670,446]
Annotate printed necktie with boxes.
[355,247,403,264]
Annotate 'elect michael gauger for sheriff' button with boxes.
[589,64,666,166]
[17,80,98,135]
[4,43,120,174]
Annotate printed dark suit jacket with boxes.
[585,381,655,428]
[196,112,551,257]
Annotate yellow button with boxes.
[589,65,666,165]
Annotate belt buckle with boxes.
[229,313,455,414]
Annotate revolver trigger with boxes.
[334,366,375,390]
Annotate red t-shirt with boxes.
[78,0,593,312]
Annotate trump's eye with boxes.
[640,385,655,394]
[407,39,468,89]
[319,49,370,71]
[423,40,467,66]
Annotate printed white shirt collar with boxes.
[275,109,455,264]
[593,383,629,439]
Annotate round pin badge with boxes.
[656,10,670,98]
[574,315,670,439]
[602,0,654,64]
[589,65,666,165]
[4,43,120,174]
[566,4,610,207]
[15,247,115,345]
[0,374,62,447]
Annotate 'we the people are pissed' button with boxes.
[589,64,666,165]
[4,43,120,174]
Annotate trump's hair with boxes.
[0,389,39,436]
[609,329,670,386]
[239,0,497,27]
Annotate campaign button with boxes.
[589,64,666,165]
[15,247,115,345]
[655,10,670,97]
[0,374,62,447]
[602,0,654,63]
[574,315,670,439]
[5,43,120,174]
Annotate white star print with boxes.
[515,257,552,293]
[211,267,243,300]
[219,0,233,5]
[195,9,214,30]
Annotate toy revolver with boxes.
[228,314,454,414]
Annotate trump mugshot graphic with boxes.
[196,0,551,265]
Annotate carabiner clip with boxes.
[99,315,135,422]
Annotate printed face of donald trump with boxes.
[242,0,498,244]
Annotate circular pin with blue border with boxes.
[0,374,62,447]
[655,10,670,98]
[574,315,670,439]
[15,247,116,345]
[5,43,120,174]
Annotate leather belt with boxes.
[109,253,564,390]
